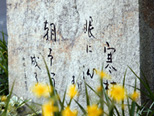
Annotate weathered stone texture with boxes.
[7,0,140,108]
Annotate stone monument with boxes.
[7,0,140,107]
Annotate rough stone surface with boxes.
[7,0,140,110]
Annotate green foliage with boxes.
[128,67,154,115]
[1,52,154,115]
[0,31,8,95]
[0,83,41,116]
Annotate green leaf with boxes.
[2,80,15,116]
[0,63,7,77]
[123,69,127,87]
[61,88,67,110]
[140,68,150,88]
[130,101,136,116]
[134,78,137,91]
[16,99,30,109]
[122,69,127,116]
[74,99,87,115]
[109,103,114,116]
[42,55,55,96]
[127,97,131,116]
[68,98,72,106]
[102,85,110,106]
[146,102,154,116]
[0,88,7,94]
[99,78,104,112]
[127,85,151,99]
[114,105,120,116]
[84,81,90,106]
[24,102,38,115]
[86,82,100,97]
[128,66,154,99]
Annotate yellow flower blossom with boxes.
[1,95,7,101]
[42,100,58,116]
[87,104,103,116]
[97,86,102,92]
[62,106,78,116]
[131,91,140,101]
[109,85,126,102]
[31,83,52,98]
[95,70,111,79]
[68,84,78,99]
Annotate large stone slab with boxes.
[7,0,140,107]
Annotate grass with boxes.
[0,31,8,95]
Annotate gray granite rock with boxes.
[7,0,140,110]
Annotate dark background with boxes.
[0,0,7,39]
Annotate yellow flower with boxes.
[42,100,58,116]
[68,84,78,99]
[1,96,7,101]
[87,104,103,116]
[130,91,140,101]
[109,85,126,102]
[97,86,102,92]
[62,106,78,116]
[95,70,111,79]
[31,83,52,98]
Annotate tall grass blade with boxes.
[74,99,87,115]
[134,78,137,91]
[146,102,154,116]
[140,68,150,88]
[59,88,67,111]
[24,102,38,115]
[86,83,100,97]
[2,80,15,116]
[123,69,127,87]
[128,66,154,99]
[103,87,110,106]
[127,97,131,116]
[17,99,30,109]
[109,104,114,116]
[130,101,136,116]
[100,78,104,115]
[114,106,120,116]
[42,56,55,96]
[84,81,90,106]
[122,69,127,116]
[127,85,153,99]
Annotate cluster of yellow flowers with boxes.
[31,70,139,116]
[31,82,104,116]
[96,69,140,103]
[109,85,140,102]
[31,82,79,116]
